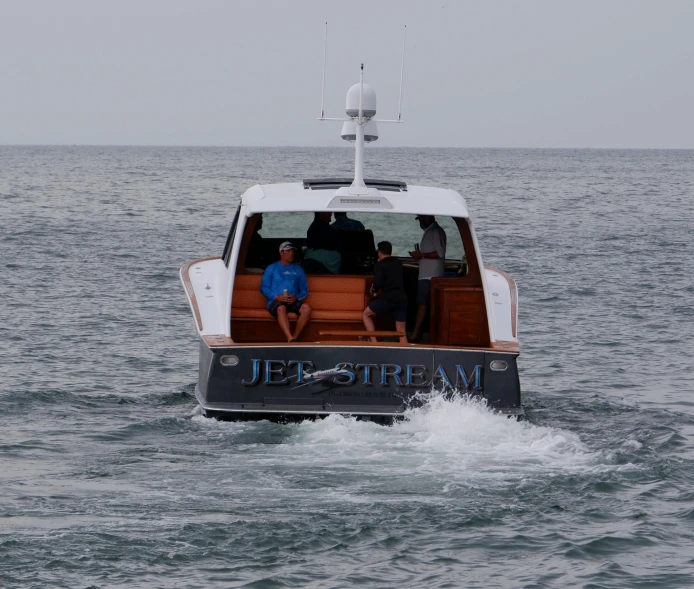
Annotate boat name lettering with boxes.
[240,359,482,390]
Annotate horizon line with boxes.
[1,143,692,150]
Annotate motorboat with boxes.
[180,66,521,421]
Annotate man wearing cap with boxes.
[408,215,447,342]
[260,242,311,342]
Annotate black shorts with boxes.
[416,280,431,306]
[368,298,408,323]
[267,299,303,317]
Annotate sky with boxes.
[1,0,693,148]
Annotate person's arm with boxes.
[328,224,342,251]
[408,250,440,259]
[372,262,383,293]
[412,227,445,259]
[260,265,275,299]
[433,227,446,259]
[416,251,441,259]
[306,221,316,249]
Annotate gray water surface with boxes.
[1,146,693,588]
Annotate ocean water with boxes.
[1,146,693,588]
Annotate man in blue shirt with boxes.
[260,242,311,342]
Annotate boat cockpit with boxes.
[227,209,492,347]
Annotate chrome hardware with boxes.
[490,360,508,372]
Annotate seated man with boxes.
[260,241,312,342]
[362,241,408,343]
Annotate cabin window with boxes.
[239,211,467,273]
[231,211,486,346]
[222,206,240,267]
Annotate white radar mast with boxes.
[318,24,407,195]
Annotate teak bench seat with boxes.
[231,274,371,342]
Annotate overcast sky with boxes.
[1,0,693,148]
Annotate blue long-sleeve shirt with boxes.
[260,262,309,303]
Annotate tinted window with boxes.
[258,211,465,261]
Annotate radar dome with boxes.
[345,83,377,118]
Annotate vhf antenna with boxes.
[397,25,406,121]
[377,24,407,123]
[319,21,327,119]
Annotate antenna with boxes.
[319,22,327,119]
[317,22,346,122]
[315,26,407,196]
[371,25,407,124]
[353,63,365,188]
[397,25,406,121]
[359,63,364,123]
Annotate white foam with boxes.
[279,393,621,486]
[188,394,630,494]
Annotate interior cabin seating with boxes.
[231,274,373,342]
[233,215,492,346]
[231,274,491,345]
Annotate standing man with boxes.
[303,212,342,274]
[331,212,365,231]
[408,215,446,342]
[260,242,312,342]
[245,213,264,269]
[363,241,408,343]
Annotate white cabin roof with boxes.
[239,181,470,218]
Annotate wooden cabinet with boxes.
[430,280,490,346]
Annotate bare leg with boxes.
[276,305,293,342]
[395,320,408,344]
[362,307,378,342]
[410,304,428,341]
[292,303,312,341]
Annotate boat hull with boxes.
[195,341,522,420]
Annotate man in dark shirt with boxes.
[246,213,264,269]
[331,212,365,231]
[304,212,342,274]
[362,241,408,343]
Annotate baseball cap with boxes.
[279,241,296,252]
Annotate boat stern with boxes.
[195,341,522,419]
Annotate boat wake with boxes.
[300,393,604,466]
[192,390,632,497]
